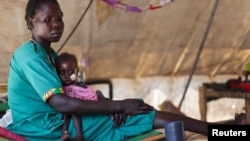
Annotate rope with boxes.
[57,0,94,53]
[178,0,220,109]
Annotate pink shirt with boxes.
[63,85,98,101]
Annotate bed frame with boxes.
[199,85,250,123]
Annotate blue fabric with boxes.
[68,111,155,141]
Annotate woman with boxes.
[7,0,208,140]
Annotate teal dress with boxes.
[7,41,156,141]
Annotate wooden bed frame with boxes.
[199,85,250,123]
[0,84,7,93]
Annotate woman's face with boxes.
[57,60,77,86]
[29,2,64,43]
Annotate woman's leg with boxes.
[153,111,208,135]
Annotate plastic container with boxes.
[164,121,185,141]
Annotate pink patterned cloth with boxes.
[0,126,27,141]
[63,85,98,101]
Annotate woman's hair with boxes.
[55,52,78,68]
[24,0,59,22]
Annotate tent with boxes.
[0,0,249,122]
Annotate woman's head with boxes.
[55,52,78,85]
[25,0,64,44]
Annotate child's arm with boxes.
[96,90,109,101]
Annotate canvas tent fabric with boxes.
[1,0,250,82]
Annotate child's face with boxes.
[29,2,64,43]
[57,60,77,86]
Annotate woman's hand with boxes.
[109,99,154,127]
[121,99,154,115]
[109,113,127,127]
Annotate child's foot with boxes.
[72,135,84,141]
[235,113,247,125]
[62,131,70,141]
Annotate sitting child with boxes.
[55,52,104,141]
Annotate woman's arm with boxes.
[47,94,154,115]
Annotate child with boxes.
[55,52,99,101]
[55,52,123,140]
[55,52,99,141]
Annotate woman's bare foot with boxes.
[235,113,247,125]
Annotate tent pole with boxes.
[178,0,220,109]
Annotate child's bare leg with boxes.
[73,115,84,141]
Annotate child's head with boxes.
[25,0,64,43]
[55,52,78,86]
